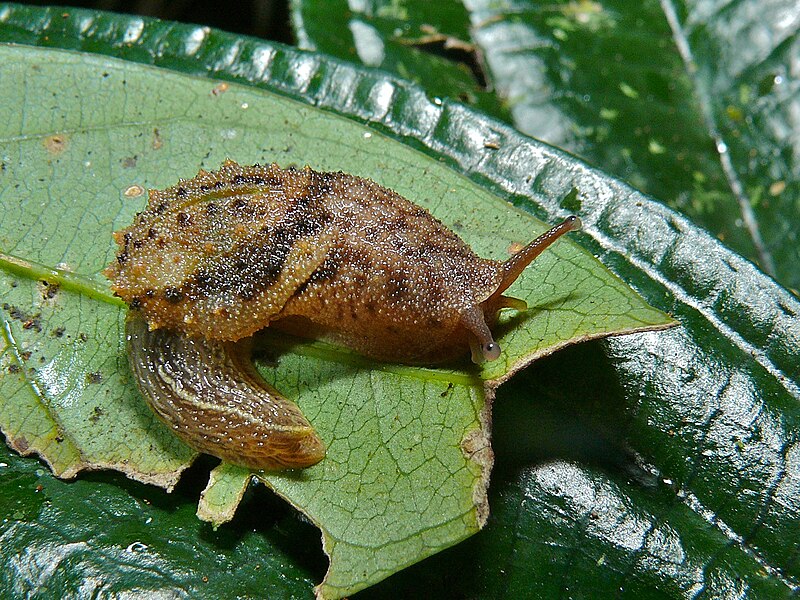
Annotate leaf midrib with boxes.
[658,0,776,277]
[0,250,488,387]
[0,251,123,307]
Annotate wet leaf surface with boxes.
[294,0,800,293]
[0,4,797,599]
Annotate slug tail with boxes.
[126,314,325,471]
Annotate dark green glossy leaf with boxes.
[0,4,798,599]
[0,445,322,597]
[290,0,510,121]
[294,0,800,294]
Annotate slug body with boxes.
[106,160,580,470]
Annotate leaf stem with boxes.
[0,250,124,307]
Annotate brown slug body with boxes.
[106,160,580,470]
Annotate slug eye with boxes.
[482,342,502,361]
[461,305,503,364]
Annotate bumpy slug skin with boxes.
[106,161,581,471]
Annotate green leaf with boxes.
[0,447,322,597]
[293,0,800,294]
[291,0,510,121]
[0,4,797,599]
[0,10,669,600]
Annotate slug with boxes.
[105,160,581,470]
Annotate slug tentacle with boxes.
[459,304,502,363]
[494,216,582,297]
[125,313,325,470]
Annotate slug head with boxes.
[460,216,582,363]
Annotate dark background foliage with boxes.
[19,0,293,42]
